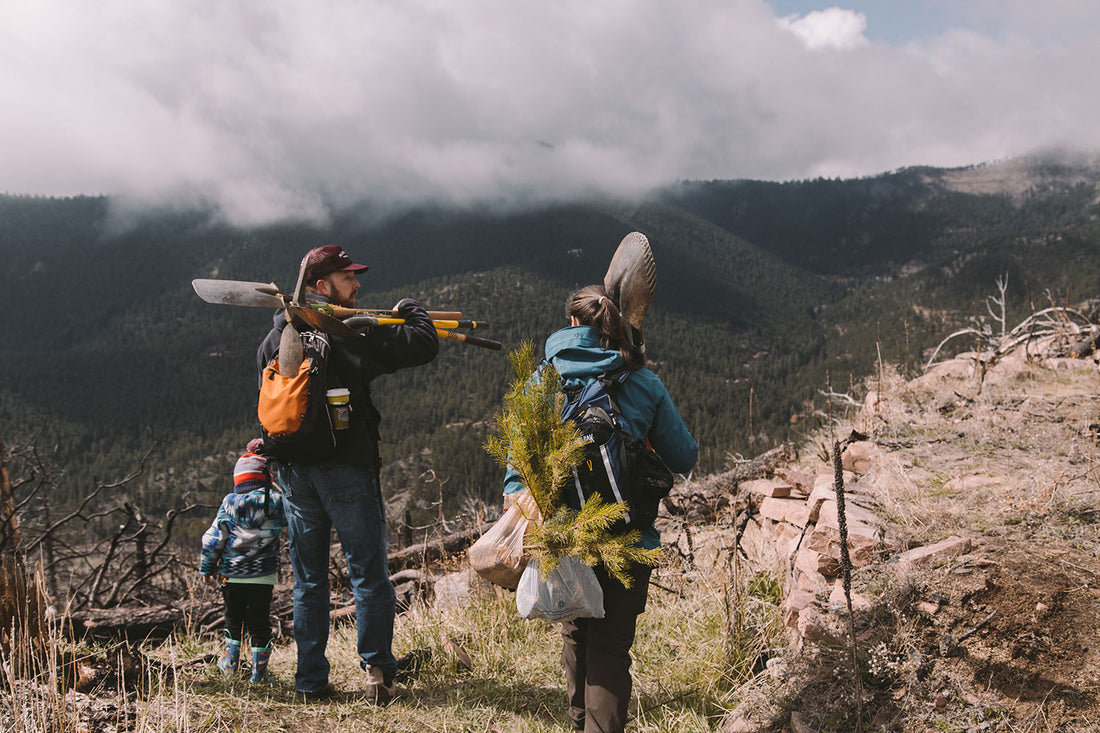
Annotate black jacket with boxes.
[256,297,439,465]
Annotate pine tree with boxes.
[485,343,660,587]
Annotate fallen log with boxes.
[388,527,482,572]
[663,444,794,523]
[1070,328,1100,358]
[67,605,186,642]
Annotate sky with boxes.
[2,0,1099,225]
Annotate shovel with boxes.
[603,232,656,359]
[289,306,499,348]
[192,279,464,320]
[194,276,501,351]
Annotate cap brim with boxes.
[310,262,370,279]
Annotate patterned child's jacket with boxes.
[199,489,287,579]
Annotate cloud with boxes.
[778,8,869,51]
[1,0,1098,225]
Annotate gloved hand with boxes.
[393,298,421,317]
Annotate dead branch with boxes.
[818,389,862,408]
[1070,327,1100,358]
[986,273,1009,341]
[924,327,987,369]
[926,305,1098,370]
[22,444,157,555]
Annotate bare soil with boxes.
[783,350,1100,731]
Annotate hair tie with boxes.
[598,296,609,306]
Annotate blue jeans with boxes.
[277,461,396,692]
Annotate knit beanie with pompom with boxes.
[233,452,268,494]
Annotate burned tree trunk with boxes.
[0,554,49,677]
[0,430,19,551]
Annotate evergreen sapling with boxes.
[485,344,660,587]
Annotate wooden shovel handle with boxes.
[319,304,463,320]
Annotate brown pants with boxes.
[560,563,652,733]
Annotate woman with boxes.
[504,284,698,733]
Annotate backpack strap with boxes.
[593,366,631,417]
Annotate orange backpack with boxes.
[258,330,339,461]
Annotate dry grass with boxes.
[2,541,789,732]
[15,333,1100,731]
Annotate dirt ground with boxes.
[752,346,1100,731]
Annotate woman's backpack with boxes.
[559,369,674,532]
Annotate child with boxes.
[199,449,287,683]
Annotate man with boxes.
[257,245,438,702]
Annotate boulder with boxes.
[741,478,794,498]
[759,496,811,528]
[891,536,973,574]
[796,546,841,577]
[842,440,880,474]
[782,589,817,629]
[805,524,880,567]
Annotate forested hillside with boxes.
[3,152,1100,528]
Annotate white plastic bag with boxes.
[515,556,605,622]
[469,490,540,590]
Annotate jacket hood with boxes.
[544,326,624,385]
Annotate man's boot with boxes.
[363,664,405,704]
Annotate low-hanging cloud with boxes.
[2,0,1099,225]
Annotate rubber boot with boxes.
[218,638,242,674]
[250,643,273,683]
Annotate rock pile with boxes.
[745,440,972,648]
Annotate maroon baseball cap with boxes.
[303,245,369,280]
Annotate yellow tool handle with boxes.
[435,328,502,350]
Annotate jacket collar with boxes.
[544,326,624,383]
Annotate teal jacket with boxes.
[503,326,698,548]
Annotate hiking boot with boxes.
[297,682,337,701]
[249,643,273,683]
[363,665,405,705]
[217,638,242,674]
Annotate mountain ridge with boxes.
[2,152,1099,524]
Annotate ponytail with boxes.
[565,285,642,370]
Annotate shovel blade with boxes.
[287,305,364,340]
[278,322,304,376]
[604,232,656,331]
[604,232,655,359]
[192,279,285,309]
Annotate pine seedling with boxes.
[484,342,583,520]
[485,344,661,588]
[531,497,660,587]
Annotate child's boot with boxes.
[250,643,273,683]
[218,638,242,674]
